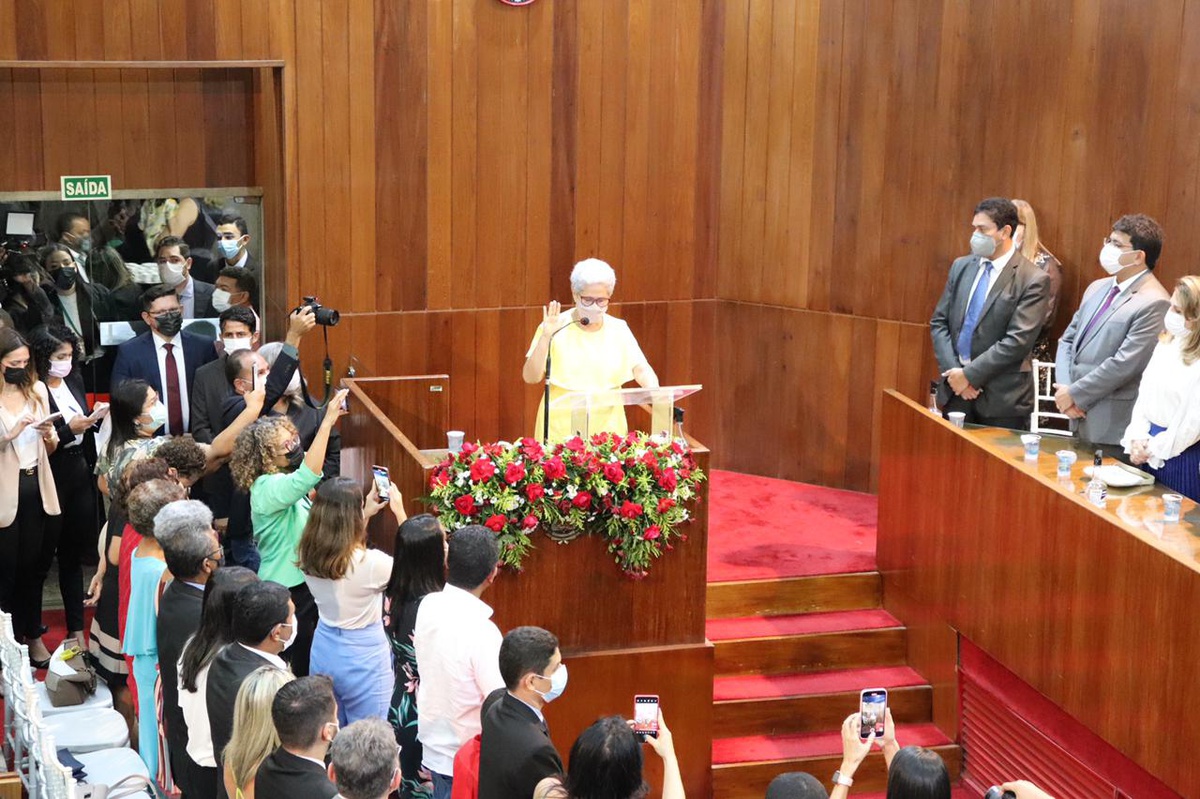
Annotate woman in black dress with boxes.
[386,514,447,799]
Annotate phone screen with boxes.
[633,695,659,739]
[372,465,390,502]
[860,689,887,739]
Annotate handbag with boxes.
[45,638,97,707]
[74,774,155,799]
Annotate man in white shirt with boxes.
[414,526,504,799]
[1054,214,1170,447]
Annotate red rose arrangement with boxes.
[426,433,705,575]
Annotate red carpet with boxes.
[706,469,877,582]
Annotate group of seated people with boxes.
[931,198,1200,501]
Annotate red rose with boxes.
[453,495,477,515]
[591,433,610,447]
[430,469,450,488]
[572,492,593,509]
[470,459,496,482]
[543,456,567,480]
[483,443,504,458]
[657,497,676,513]
[484,514,506,532]
[504,462,527,485]
[522,515,538,530]
[658,468,678,491]
[586,459,601,475]
[461,441,479,455]
[564,436,586,453]
[640,451,660,468]
[644,524,661,540]
[525,483,545,502]
[618,501,644,519]
[520,438,545,461]
[603,462,625,483]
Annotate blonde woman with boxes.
[1013,199,1064,363]
[0,327,61,667]
[299,476,405,725]
[229,387,348,677]
[1123,276,1200,500]
[223,666,295,799]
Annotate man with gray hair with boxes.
[327,718,400,799]
[156,499,222,799]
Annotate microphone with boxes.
[543,315,588,444]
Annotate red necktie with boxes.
[163,343,184,434]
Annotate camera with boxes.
[294,296,339,327]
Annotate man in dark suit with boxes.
[156,236,217,318]
[156,500,222,799]
[930,197,1051,429]
[254,676,339,799]
[207,581,294,799]
[479,627,565,799]
[211,212,262,289]
[110,283,218,435]
[191,306,260,444]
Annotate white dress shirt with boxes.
[47,381,85,450]
[1122,337,1200,468]
[153,331,190,434]
[305,547,393,629]
[58,291,82,336]
[178,277,196,319]
[178,656,217,766]
[961,244,1016,324]
[414,585,504,776]
[67,247,91,284]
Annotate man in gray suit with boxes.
[930,197,1051,429]
[1054,214,1170,447]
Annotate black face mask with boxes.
[155,311,183,337]
[54,267,77,291]
[3,366,28,386]
[285,446,305,471]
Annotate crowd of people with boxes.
[932,198,1200,501]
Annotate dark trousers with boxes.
[284,581,319,677]
[171,744,218,799]
[0,470,56,639]
[48,447,100,632]
[941,395,1029,431]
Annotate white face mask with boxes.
[286,370,302,397]
[276,620,298,651]
[222,336,252,354]
[970,231,997,258]
[1165,310,1190,339]
[1098,243,1130,275]
[158,261,186,288]
[212,288,233,312]
[48,360,73,379]
[532,663,568,703]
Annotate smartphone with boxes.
[372,465,390,502]
[632,694,659,740]
[37,411,64,426]
[859,688,887,739]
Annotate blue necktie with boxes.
[957,260,993,361]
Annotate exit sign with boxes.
[60,175,112,201]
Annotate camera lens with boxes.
[316,307,340,326]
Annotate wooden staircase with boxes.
[707,572,961,798]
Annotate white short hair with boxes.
[570,258,617,295]
[258,341,284,366]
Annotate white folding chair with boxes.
[32,725,77,799]
[1031,359,1074,436]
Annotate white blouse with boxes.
[0,398,42,469]
[1122,337,1200,468]
[178,654,215,767]
[305,547,394,629]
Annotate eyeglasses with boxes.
[1103,236,1133,251]
[149,308,181,318]
[578,296,610,308]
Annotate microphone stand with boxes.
[543,316,588,445]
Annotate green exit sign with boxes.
[60,175,112,201]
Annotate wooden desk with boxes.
[879,390,1200,797]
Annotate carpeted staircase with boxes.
[705,471,961,798]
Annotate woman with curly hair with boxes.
[299,475,405,725]
[230,386,348,676]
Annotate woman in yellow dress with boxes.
[522,259,659,442]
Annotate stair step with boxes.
[707,572,881,619]
[714,626,907,676]
[714,665,927,701]
[712,726,961,798]
[707,608,901,641]
[715,684,931,739]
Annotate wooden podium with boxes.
[341,376,714,798]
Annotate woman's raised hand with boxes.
[542,301,562,334]
[324,388,350,424]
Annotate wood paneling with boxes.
[715,683,932,739]
[706,572,881,619]
[714,627,907,676]
[878,391,1200,796]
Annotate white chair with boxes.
[1031,359,1074,436]
[74,747,153,795]
[34,679,115,716]
[32,727,77,799]
[42,706,130,754]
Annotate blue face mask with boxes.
[532,664,568,703]
[218,238,242,259]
